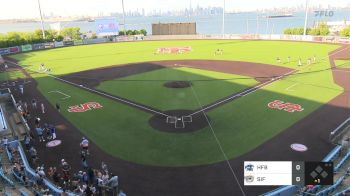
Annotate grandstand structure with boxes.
[266,117,350,196]
[0,88,69,195]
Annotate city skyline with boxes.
[1,0,350,20]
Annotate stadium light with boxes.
[121,0,127,36]
[222,0,225,38]
[37,0,46,39]
[303,0,310,37]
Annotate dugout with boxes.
[152,22,196,35]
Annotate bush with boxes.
[340,26,350,37]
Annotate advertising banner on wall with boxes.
[0,48,9,55]
[63,41,74,46]
[9,47,20,53]
[83,38,108,45]
[54,41,64,47]
[33,43,45,50]
[95,18,119,36]
[21,44,33,52]
[73,40,84,45]
[44,42,55,49]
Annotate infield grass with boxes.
[10,40,344,166]
[97,67,258,111]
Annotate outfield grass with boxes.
[12,40,339,75]
[10,40,344,167]
[97,67,258,111]
[335,60,350,69]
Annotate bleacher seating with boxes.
[335,151,350,172]
[316,176,345,196]
[0,168,15,187]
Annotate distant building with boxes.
[152,22,196,35]
[326,20,350,35]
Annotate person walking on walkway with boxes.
[32,99,37,109]
[40,103,45,114]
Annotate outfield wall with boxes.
[0,34,349,56]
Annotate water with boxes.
[1,10,350,35]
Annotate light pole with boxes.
[121,0,127,36]
[222,0,225,38]
[303,0,310,37]
[37,0,46,39]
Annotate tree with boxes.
[61,27,82,40]
[126,30,133,35]
[340,26,350,37]
[139,29,147,36]
[309,22,330,36]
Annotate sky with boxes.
[0,0,349,19]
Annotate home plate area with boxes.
[166,115,193,128]
[149,110,209,133]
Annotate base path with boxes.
[4,47,350,196]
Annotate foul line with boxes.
[48,90,71,100]
[188,79,247,196]
[285,83,298,91]
[189,70,296,116]
[6,61,168,117]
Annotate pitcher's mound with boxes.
[164,81,192,88]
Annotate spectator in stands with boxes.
[87,167,95,184]
[24,135,31,150]
[55,103,60,112]
[82,156,88,170]
[80,137,89,155]
[84,184,93,196]
[50,124,57,140]
[2,136,8,147]
[37,166,46,178]
[101,162,108,174]
[32,98,37,109]
[82,171,89,184]
[19,84,24,94]
[35,126,45,142]
[34,117,41,127]
[118,190,127,196]
[52,168,60,184]
[47,167,54,178]
[41,103,45,114]
[23,102,28,111]
[61,159,71,184]
[29,146,38,164]
[43,124,49,139]
[108,174,119,196]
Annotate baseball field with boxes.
[7,40,350,195]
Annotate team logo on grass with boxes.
[156,46,192,54]
[68,102,103,113]
[46,140,62,147]
[267,100,304,113]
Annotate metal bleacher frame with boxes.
[264,145,343,196]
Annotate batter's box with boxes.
[166,116,177,124]
[48,90,71,100]
[182,116,192,123]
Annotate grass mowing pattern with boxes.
[97,67,258,111]
[12,40,339,75]
[11,40,343,166]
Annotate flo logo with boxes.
[267,100,304,113]
[68,102,103,113]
